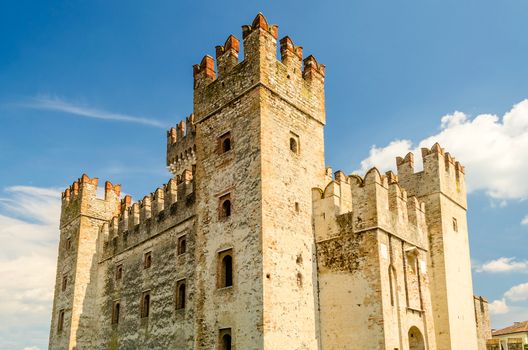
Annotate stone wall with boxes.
[474,296,491,350]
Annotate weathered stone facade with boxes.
[49,13,489,350]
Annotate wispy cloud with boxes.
[20,95,167,128]
[476,257,528,273]
[522,215,528,226]
[0,186,61,349]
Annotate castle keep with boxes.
[49,14,490,350]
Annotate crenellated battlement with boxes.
[242,13,278,40]
[103,170,195,257]
[192,13,325,124]
[313,167,428,249]
[166,114,196,175]
[215,35,240,77]
[396,143,467,208]
[60,174,121,226]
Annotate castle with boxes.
[49,13,491,350]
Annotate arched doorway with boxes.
[408,326,425,350]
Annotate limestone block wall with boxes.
[474,296,491,350]
[191,13,326,349]
[49,175,120,350]
[397,144,478,350]
[313,169,436,350]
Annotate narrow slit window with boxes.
[218,250,234,288]
[141,291,150,318]
[219,193,232,219]
[57,309,65,333]
[144,251,152,269]
[219,132,232,154]
[452,217,458,232]
[116,264,123,281]
[219,328,232,350]
[290,138,298,153]
[289,132,300,154]
[176,280,186,309]
[61,274,68,292]
[112,301,120,324]
[177,235,187,255]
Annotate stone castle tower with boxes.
[49,13,489,350]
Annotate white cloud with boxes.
[522,215,528,226]
[356,99,528,200]
[477,257,528,273]
[20,95,167,128]
[0,186,61,349]
[23,347,41,350]
[504,283,528,302]
[489,298,510,315]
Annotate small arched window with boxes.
[219,193,232,219]
[222,255,233,287]
[144,251,152,269]
[115,264,123,281]
[176,281,186,309]
[178,236,187,255]
[222,334,232,350]
[141,292,150,318]
[219,131,232,154]
[289,132,300,154]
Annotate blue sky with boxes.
[1,1,527,349]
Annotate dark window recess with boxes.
[112,301,120,324]
[219,193,232,219]
[65,238,71,251]
[61,275,68,292]
[176,280,186,309]
[57,309,65,333]
[177,235,187,255]
[452,217,458,232]
[219,328,232,350]
[219,132,232,154]
[219,252,233,288]
[223,138,231,152]
[290,137,298,153]
[141,292,150,318]
[144,252,152,269]
[116,264,123,280]
[222,200,231,218]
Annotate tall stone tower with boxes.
[191,13,326,349]
[397,145,479,349]
[48,175,120,349]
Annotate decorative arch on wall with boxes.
[408,326,425,350]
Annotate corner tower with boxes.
[191,14,326,349]
[49,175,120,350]
[397,144,478,349]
